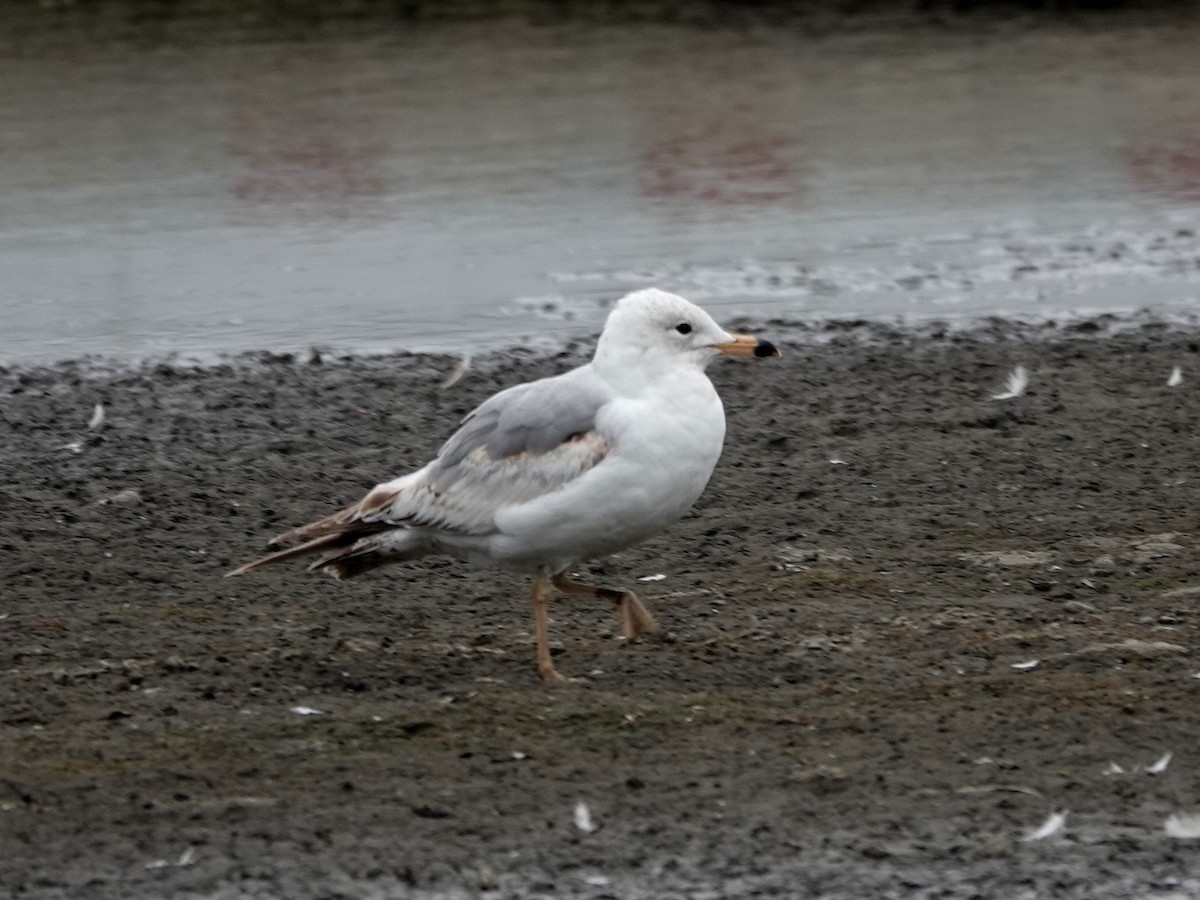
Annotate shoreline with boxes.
[7,306,1200,382]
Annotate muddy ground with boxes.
[3,317,1200,898]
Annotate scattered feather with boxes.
[1146,751,1173,775]
[145,847,198,870]
[574,801,596,834]
[441,355,472,389]
[289,706,324,716]
[637,573,667,582]
[1165,813,1200,839]
[1104,762,1126,775]
[1167,366,1183,388]
[991,366,1029,401]
[828,458,847,465]
[58,441,83,454]
[1020,811,1067,842]
[1011,659,1040,671]
[581,874,611,887]
[87,403,105,430]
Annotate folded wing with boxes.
[229,365,615,576]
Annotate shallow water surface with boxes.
[2,20,1200,363]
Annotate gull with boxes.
[228,289,779,682]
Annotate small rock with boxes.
[476,863,498,891]
[100,488,142,506]
[411,804,451,819]
[977,834,1013,857]
[1063,600,1098,614]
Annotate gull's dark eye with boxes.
[674,322,693,335]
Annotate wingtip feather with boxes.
[226,559,267,577]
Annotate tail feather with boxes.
[228,525,433,579]
[226,532,352,576]
[310,529,434,579]
[268,503,363,546]
[230,481,425,578]
[268,483,405,547]
[315,546,404,580]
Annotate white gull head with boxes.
[593,288,778,379]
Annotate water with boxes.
[3,18,1200,365]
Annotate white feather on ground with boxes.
[1167,366,1183,387]
[87,403,105,430]
[1146,751,1173,774]
[574,801,596,833]
[1020,811,1067,842]
[1165,813,1200,839]
[991,366,1029,401]
[440,355,473,389]
[145,847,198,870]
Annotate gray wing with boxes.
[434,365,611,476]
[362,365,616,535]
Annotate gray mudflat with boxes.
[4,319,1200,898]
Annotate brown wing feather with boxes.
[268,486,401,546]
[228,486,403,576]
[226,532,353,576]
[232,370,613,575]
[267,503,359,546]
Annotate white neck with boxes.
[592,337,711,395]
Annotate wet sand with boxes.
[3,317,1200,897]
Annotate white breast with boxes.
[490,369,726,572]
